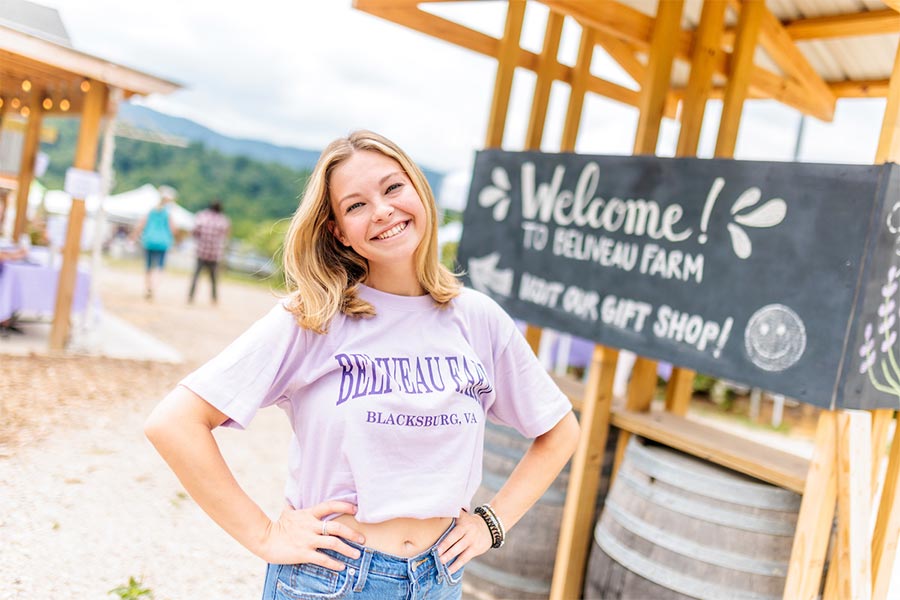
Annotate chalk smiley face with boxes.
[744,304,807,372]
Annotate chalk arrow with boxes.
[468,252,513,297]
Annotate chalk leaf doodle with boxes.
[727,187,787,259]
[743,304,807,371]
[859,264,900,400]
[468,252,513,297]
[477,166,512,221]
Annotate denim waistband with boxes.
[320,519,456,589]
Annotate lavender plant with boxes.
[859,265,900,399]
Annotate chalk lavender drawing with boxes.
[744,304,807,372]
[858,264,900,399]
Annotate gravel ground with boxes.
[0,262,292,599]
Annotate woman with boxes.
[144,131,579,599]
[133,186,176,300]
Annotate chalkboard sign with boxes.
[456,150,900,410]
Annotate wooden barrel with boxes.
[583,437,802,600]
[464,419,618,600]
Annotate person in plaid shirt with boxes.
[188,200,231,304]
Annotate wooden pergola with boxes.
[354,1,900,599]
[0,16,179,350]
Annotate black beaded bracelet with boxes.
[474,504,506,548]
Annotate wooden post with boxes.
[13,90,43,242]
[715,0,765,158]
[485,0,525,149]
[521,9,564,356]
[607,0,684,484]
[550,346,619,600]
[632,0,683,155]
[675,0,726,158]
[525,10,564,151]
[783,410,838,600]
[560,25,596,153]
[663,367,695,416]
[49,81,107,351]
[824,408,894,598]
[612,355,659,476]
[833,410,872,600]
[875,27,900,163]
[658,0,727,418]
[872,412,900,600]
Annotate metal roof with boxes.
[0,0,70,47]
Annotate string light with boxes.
[21,79,31,92]
[10,97,20,109]
[0,98,4,109]
[20,106,30,117]
[59,98,70,111]
[80,80,91,92]
[42,97,53,110]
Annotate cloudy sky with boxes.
[37,0,889,177]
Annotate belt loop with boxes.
[431,546,444,584]
[353,548,373,593]
[407,559,418,600]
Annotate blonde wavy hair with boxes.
[283,130,460,333]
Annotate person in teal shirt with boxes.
[133,186,177,300]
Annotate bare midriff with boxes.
[332,514,454,557]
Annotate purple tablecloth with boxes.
[0,261,91,322]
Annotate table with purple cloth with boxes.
[0,259,91,322]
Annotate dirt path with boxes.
[0,262,293,599]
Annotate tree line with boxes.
[39,117,311,252]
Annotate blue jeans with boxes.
[144,249,167,270]
[261,521,464,599]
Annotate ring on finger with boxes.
[322,521,329,536]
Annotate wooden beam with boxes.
[873,412,900,600]
[785,9,900,40]
[12,90,43,242]
[876,36,900,163]
[550,346,619,600]
[594,33,644,85]
[833,410,872,600]
[675,76,889,102]
[49,81,107,351]
[783,410,838,599]
[525,10,565,150]
[829,79,890,98]
[676,0,727,157]
[715,0,765,158]
[541,0,654,50]
[485,0,526,149]
[633,0,683,154]
[757,6,836,124]
[610,409,810,492]
[561,26,596,152]
[355,1,830,118]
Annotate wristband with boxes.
[474,503,505,548]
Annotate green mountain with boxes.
[37,105,446,252]
[37,117,309,250]
[116,104,445,192]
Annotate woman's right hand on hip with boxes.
[259,500,365,570]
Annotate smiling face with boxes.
[328,150,427,292]
[744,304,807,372]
